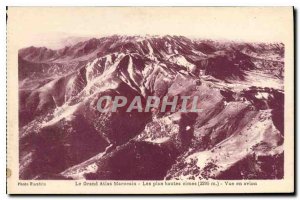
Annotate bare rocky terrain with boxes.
[18,35,284,180]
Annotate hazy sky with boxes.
[8,7,293,49]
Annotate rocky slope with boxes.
[18,35,284,180]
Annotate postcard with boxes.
[7,7,294,194]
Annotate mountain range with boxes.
[19,35,284,180]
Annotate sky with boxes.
[8,7,293,49]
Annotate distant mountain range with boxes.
[19,35,284,180]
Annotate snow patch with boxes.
[86,58,100,82]
[255,92,269,99]
[41,104,80,127]
[168,55,195,72]
[144,137,170,144]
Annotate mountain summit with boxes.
[19,35,284,180]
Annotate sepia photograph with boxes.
[6,6,294,194]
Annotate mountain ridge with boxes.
[19,35,284,180]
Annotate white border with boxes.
[1,0,299,199]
